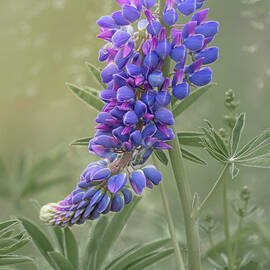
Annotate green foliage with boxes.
[63,227,78,269]
[172,83,216,118]
[201,114,270,179]
[86,62,106,88]
[67,83,105,112]
[0,151,68,207]
[0,219,32,267]
[95,197,141,269]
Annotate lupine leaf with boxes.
[0,255,33,266]
[52,227,64,255]
[71,137,92,146]
[231,113,246,156]
[124,248,174,270]
[238,154,270,169]
[0,230,14,239]
[67,83,105,112]
[237,143,270,161]
[177,131,204,147]
[18,217,55,269]
[202,138,228,163]
[104,245,140,270]
[154,150,168,166]
[21,176,67,197]
[95,197,141,270]
[84,216,109,270]
[0,236,30,255]
[0,220,18,235]
[86,62,106,88]
[64,227,78,270]
[201,127,224,155]
[106,238,171,270]
[181,148,207,166]
[235,129,270,158]
[48,251,75,270]
[173,83,216,118]
[84,86,100,96]
[204,121,229,157]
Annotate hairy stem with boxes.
[154,156,186,270]
[159,1,201,269]
[223,171,234,270]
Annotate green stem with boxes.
[159,1,201,268]
[232,216,243,267]
[223,172,234,270]
[193,164,229,219]
[153,157,186,270]
[160,182,186,270]
[168,134,201,270]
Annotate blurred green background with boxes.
[0,0,269,269]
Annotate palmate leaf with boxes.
[105,238,171,270]
[231,113,246,156]
[173,83,216,118]
[177,131,204,147]
[0,220,18,235]
[124,248,174,270]
[86,62,106,88]
[238,154,270,169]
[95,197,141,270]
[0,255,33,266]
[235,129,270,159]
[64,227,78,270]
[104,245,141,270]
[18,217,56,269]
[0,236,30,255]
[48,251,75,270]
[181,147,207,166]
[83,216,109,270]
[67,83,105,112]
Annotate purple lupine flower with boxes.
[41,0,219,226]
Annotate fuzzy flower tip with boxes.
[41,0,219,226]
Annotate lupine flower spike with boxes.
[41,0,219,226]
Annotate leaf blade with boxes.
[181,148,207,166]
[64,227,78,270]
[67,83,105,112]
[18,217,55,269]
[107,238,170,270]
[0,255,33,266]
[154,150,168,166]
[95,197,141,270]
[173,83,216,118]
[86,62,106,88]
[48,251,75,270]
[231,113,246,156]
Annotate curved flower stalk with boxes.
[41,0,219,228]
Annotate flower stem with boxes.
[159,1,201,268]
[193,164,229,219]
[167,134,202,270]
[153,157,186,270]
[223,172,234,270]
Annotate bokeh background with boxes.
[0,0,269,269]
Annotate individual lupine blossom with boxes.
[40,0,219,226]
[40,159,161,226]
